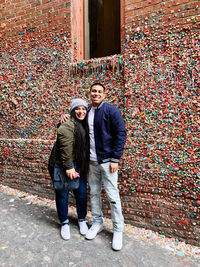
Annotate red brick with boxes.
[163,1,173,8]
[186,2,199,9]
[42,0,50,3]
[125,16,134,24]
[125,10,134,18]
[175,0,196,4]
[152,3,163,11]
[15,1,25,8]
[46,0,60,8]
[10,0,21,3]
[125,0,133,5]
[134,5,153,16]
[151,0,162,3]
[125,2,142,11]
[59,6,70,13]
[186,9,199,17]
[16,10,26,17]
[143,0,161,8]
[26,7,36,15]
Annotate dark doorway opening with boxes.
[89,0,121,58]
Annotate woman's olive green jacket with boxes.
[49,118,76,169]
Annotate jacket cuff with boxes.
[64,162,75,169]
[110,158,119,163]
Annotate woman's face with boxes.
[74,106,87,120]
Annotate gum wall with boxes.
[0,0,199,245]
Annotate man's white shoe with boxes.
[61,223,70,240]
[112,232,123,251]
[78,220,88,235]
[85,223,103,240]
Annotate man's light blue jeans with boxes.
[88,161,124,232]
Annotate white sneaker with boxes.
[85,223,103,240]
[112,232,123,251]
[61,223,70,240]
[78,220,88,235]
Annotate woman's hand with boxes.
[66,168,80,179]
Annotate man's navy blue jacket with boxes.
[88,102,127,164]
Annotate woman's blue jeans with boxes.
[48,165,87,224]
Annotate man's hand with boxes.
[60,113,70,124]
[110,162,118,173]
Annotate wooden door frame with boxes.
[71,0,125,62]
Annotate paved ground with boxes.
[0,189,199,267]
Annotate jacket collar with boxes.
[88,101,105,111]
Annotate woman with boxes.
[48,98,89,240]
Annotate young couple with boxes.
[48,83,127,251]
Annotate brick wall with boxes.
[0,0,71,36]
[125,0,199,29]
[122,0,200,246]
[0,0,199,246]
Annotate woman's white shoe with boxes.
[61,223,70,240]
[78,220,89,235]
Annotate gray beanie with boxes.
[70,98,88,111]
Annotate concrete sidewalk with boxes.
[0,187,199,267]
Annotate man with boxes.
[61,83,126,250]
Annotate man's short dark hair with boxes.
[90,83,105,92]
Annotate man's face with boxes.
[89,84,105,107]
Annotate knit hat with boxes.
[70,98,88,111]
